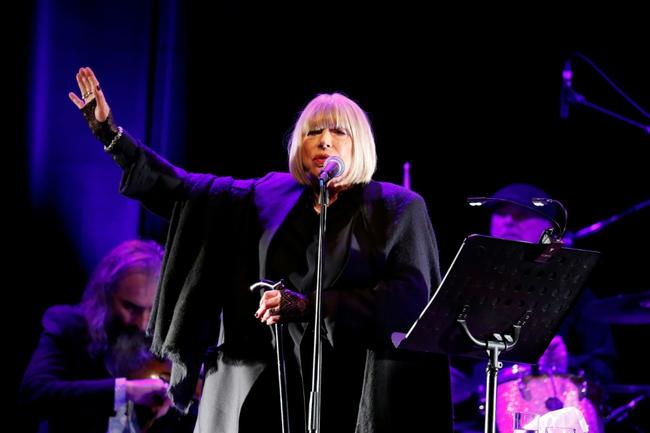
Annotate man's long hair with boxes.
[80,239,164,358]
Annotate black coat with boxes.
[114,134,453,433]
[19,305,119,433]
[20,306,198,433]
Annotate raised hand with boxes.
[69,66,121,146]
[68,67,110,122]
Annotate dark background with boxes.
[9,2,649,426]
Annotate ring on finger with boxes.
[82,90,93,99]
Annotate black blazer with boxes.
[113,133,453,432]
[19,305,116,433]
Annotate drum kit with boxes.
[452,290,650,433]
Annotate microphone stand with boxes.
[563,52,650,134]
[564,198,650,244]
[307,179,328,433]
[567,89,650,134]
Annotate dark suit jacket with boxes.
[111,133,453,433]
[19,306,198,433]
[19,305,116,433]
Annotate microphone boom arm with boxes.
[568,90,650,134]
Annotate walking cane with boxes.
[250,280,291,433]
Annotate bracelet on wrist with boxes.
[104,126,124,153]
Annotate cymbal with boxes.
[585,290,650,325]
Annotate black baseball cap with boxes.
[487,183,557,222]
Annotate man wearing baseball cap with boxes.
[487,183,557,243]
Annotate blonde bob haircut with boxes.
[288,93,377,186]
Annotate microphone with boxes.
[318,156,345,184]
[560,59,572,120]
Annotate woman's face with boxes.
[301,125,353,182]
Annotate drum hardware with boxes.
[544,373,565,411]
[578,378,589,400]
[496,374,603,433]
[517,379,529,400]
[584,290,650,325]
[605,394,646,425]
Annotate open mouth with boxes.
[313,154,331,167]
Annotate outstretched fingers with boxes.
[79,68,96,101]
[82,67,110,122]
[69,68,94,108]
[87,67,108,110]
[69,69,89,109]
[69,66,111,122]
[68,91,85,109]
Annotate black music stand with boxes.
[393,235,599,433]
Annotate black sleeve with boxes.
[19,306,116,418]
[97,128,224,220]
